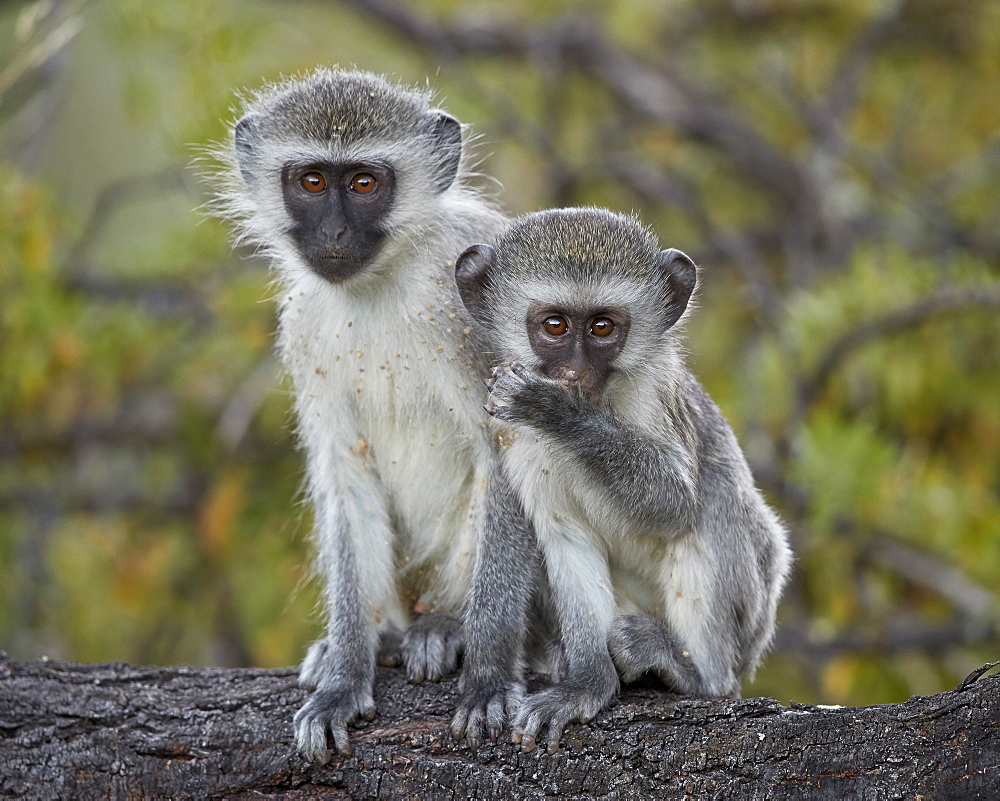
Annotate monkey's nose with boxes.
[558,369,579,387]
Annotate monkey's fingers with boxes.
[295,706,347,761]
[420,631,447,682]
[454,680,516,748]
[515,731,537,753]
[376,650,401,667]
[450,707,470,742]
[406,658,426,683]
[377,628,403,667]
[484,401,510,419]
[508,361,531,381]
[402,630,429,683]
[511,706,545,752]
[294,687,377,761]
[293,713,332,763]
[328,719,353,758]
[486,694,506,742]
[402,614,463,682]
[329,697,375,755]
[504,683,526,719]
[544,710,574,755]
[464,706,487,750]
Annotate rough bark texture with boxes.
[0,654,997,800]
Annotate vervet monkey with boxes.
[453,207,791,753]
[213,68,524,759]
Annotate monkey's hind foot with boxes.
[451,679,525,750]
[377,626,404,667]
[401,612,463,683]
[511,673,617,755]
[608,614,702,693]
[293,684,376,761]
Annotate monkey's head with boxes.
[225,68,464,284]
[456,208,697,404]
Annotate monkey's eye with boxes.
[299,172,327,193]
[590,318,615,337]
[543,316,568,336]
[349,173,378,194]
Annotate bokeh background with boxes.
[2,0,998,708]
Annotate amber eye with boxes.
[543,316,568,336]
[299,172,327,193]
[590,317,615,337]
[349,173,378,194]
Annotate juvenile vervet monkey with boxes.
[212,68,524,759]
[452,207,792,754]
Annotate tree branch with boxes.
[1,655,998,799]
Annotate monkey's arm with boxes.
[292,411,403,759]
[487,363,699,534]
[510,522,620,755]
[293,492,379,760]
[451,464,536,749]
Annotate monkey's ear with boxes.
[234,113,263,184]
[455,244,496,328]
[657,248,697,329]
[431,112,463,192]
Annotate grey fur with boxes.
[450,460,541,749]
[401,613,463,683]
[456,207,792,753]
[211,68,516,760]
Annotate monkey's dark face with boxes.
[281,161,396,282]
[526,302,630,403]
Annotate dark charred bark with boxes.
[0,654,997,799]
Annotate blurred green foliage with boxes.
[1,0,998,708]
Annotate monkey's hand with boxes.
[511,669,618,755]
[294,639,376,760]
[400,612,463,683]
[484,362,580,427]
[451,678,525,750]
[293,682,376,761]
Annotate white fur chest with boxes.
[279,274,478,424]
[276,268,490,609]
